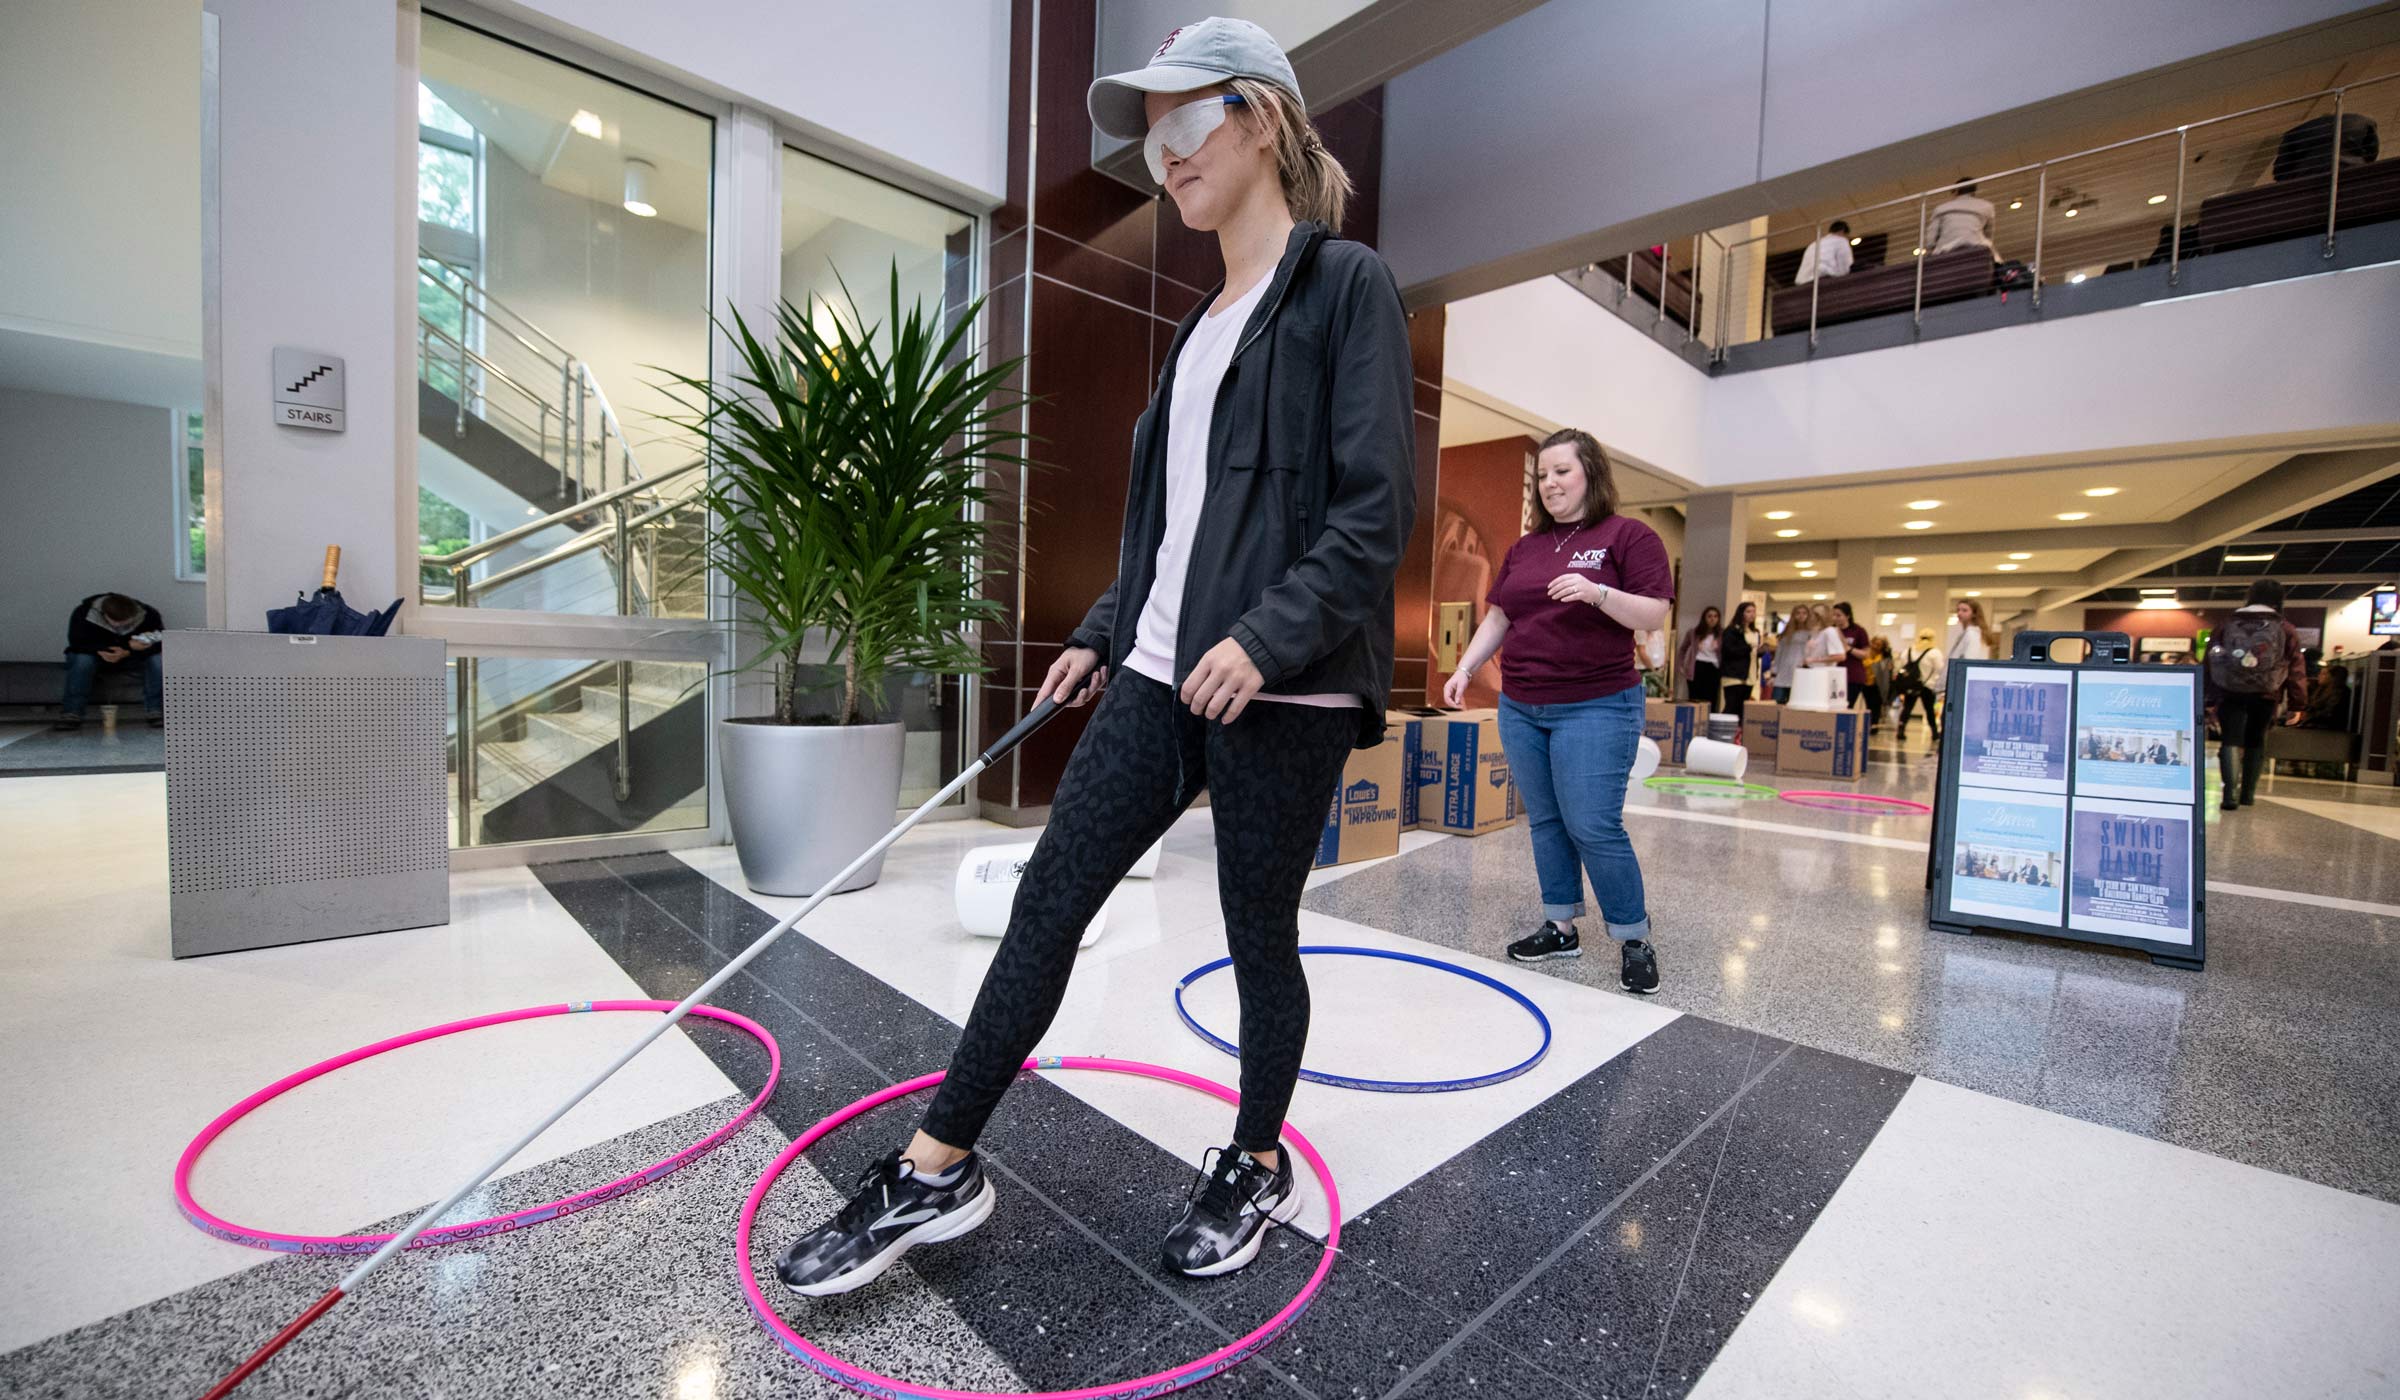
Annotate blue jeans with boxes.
[62,651,162,719]
[1498,686,1650,941]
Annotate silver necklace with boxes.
[1551,521,1584,555]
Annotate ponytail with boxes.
[1228,78,1352,232]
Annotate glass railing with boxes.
[418,457,709,618]
[447,654,710,848]
[1584,72,2400,357]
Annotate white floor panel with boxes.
[677,818,1679,1233]
[1689,1077,2400,1400]
[0,774,735,1353]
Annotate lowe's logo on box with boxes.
[1800,733,1833,754]
[1487,765,1511,788]
[1345,778,1381,805]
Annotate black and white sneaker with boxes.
[1507,920,1581,963]
[776,1149,995,1297]
[1161,1146,1295,1278]
[1619,938,1660,995]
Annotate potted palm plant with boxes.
[663,272,1027,895]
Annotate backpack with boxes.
[2208,612,2287,695]
[1900,647,1927,685]
[1994,260,2034,301]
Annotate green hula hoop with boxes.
[1643,776,1780,800]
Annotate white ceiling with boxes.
[1747,547,2110,581]
[1739,453,2283,545]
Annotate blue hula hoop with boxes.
[1172,945,1553,1093]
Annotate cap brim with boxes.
[1087,63,1232,141]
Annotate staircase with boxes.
[456,659,708,845]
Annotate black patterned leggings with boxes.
[921,668,1359,1153]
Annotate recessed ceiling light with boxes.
[1903,520,1935,530]
[2068,272,2088,284]
[2056,511,2091,521]
[1912,246,1926,257]
[2223,552,2277,563]
[1793,560,1815,568]
[2064,208,2079,218]
[1995,563,2020,571]
[570,109,604,139]
[1893,566,1914,574]
[1799,570,1818,578]
[2147,194,2168,205]
[2008,552,2032,560]
[1964,590,1982,597]
[1813,593,1827,601]
[2008,200,2024,210]
[1776,528,1801,538]
[1884,591,1901,599]
[1895,556,1917,565]
[1765,510,1794,520]
[1906,499,1943,510]
[2140,588,2176,595]
[1850,236,1862,246]
[2136,596,2182,609]
[2082,486,2120,497]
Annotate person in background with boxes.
[1863,634,1895,731]
[1928,180,1998,260]
[2295,662,2351,730]
[1945,598,1994,664]
[55,593,166,731]
[1773,603,1815,703]
[1445,429,1672,996]
[1679,605,1723,711]
[1719,601,1758,713]
[1895,627,1946,742]
[2204,578,2306,812]
[1796,220,1854,284]
[1833,602,1870,712]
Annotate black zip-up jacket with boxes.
[1066,223,1416,748]
[65,595,165,656]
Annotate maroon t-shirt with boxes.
[1486,514,1675,704]
[1841,623,1869,691]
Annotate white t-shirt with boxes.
[1795,232,1853,284]
[1695,634,1720,665]
[1808,626,1846,664]
[1125,275,1356,709]
[1945,621,1991,662]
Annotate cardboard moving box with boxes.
[1775,706,1864,780]
[1414,709,1519,836]
[1644,700,1703,764]
[1314,728,1404,867]
[1741,700,1781,762]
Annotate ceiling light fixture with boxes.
[2056,511,2091,521]
[2064,207,2079,218]
[1776,528,1801,538]
[1964,590,1983,597]
[2136,596,2182,609]
[622,158,658,218]
[1893,566,1914,574]
[1793,560,1815,568]
[571,109,605,139]
[2008,552,2032,560]
[2082,487,2120,497]
[1903,520,1935,530]
[1995,563,2020,572]
[2008,200,2024,210]
[2147,194,2168,205]
[1813,593,1827,601]
[2139,587,2176,595]
[2223,552,2277,563]
[1884,591,1902,599]
[1765,510,1794,520]
[2068,272,2088,284]
[1906,499,1943,510]
[1895,556,1917,565]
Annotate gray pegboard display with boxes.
[165,632,450,957]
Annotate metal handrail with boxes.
[462,493,700,598]
[417,257,574,362]
[419,267,573,382]
[418,319,550,417]
[422,456,706,576]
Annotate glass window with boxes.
[414,16,712,616]
[447,654,709,847]
[780,147,977,807]
[176,410,205,580]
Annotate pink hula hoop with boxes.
[736,1055,1342,1400]
[1778,790,1932,815]
[175,999,780,1255]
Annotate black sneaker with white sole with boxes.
[777,1149,995,1297]
[1161,1146,1295,1278]
[1619,937,1660,995]
[1507,920,1581,963]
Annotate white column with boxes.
[1835,539,1877,629]
[207,0,412,630]
[1681,491,1747,632]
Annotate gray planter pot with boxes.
[719,717,905,896]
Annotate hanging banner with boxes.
[2068,797,2195,944]
[1946,788,2068,926]
[1956,666,2074,793]
[2073,671,2200,802]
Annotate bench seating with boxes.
[1769,246,1996,336]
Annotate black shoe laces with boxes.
[1189,1146,1261,1221]
[836,1150,910,1231]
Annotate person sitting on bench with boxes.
[56,593,165,731]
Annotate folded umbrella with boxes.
[266,546,403,636]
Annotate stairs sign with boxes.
[272,347,345,432]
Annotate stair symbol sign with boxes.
[286,364,334,394]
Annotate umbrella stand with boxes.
[192,691,1085,1399]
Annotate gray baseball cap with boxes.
[1087,16,1302,141]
